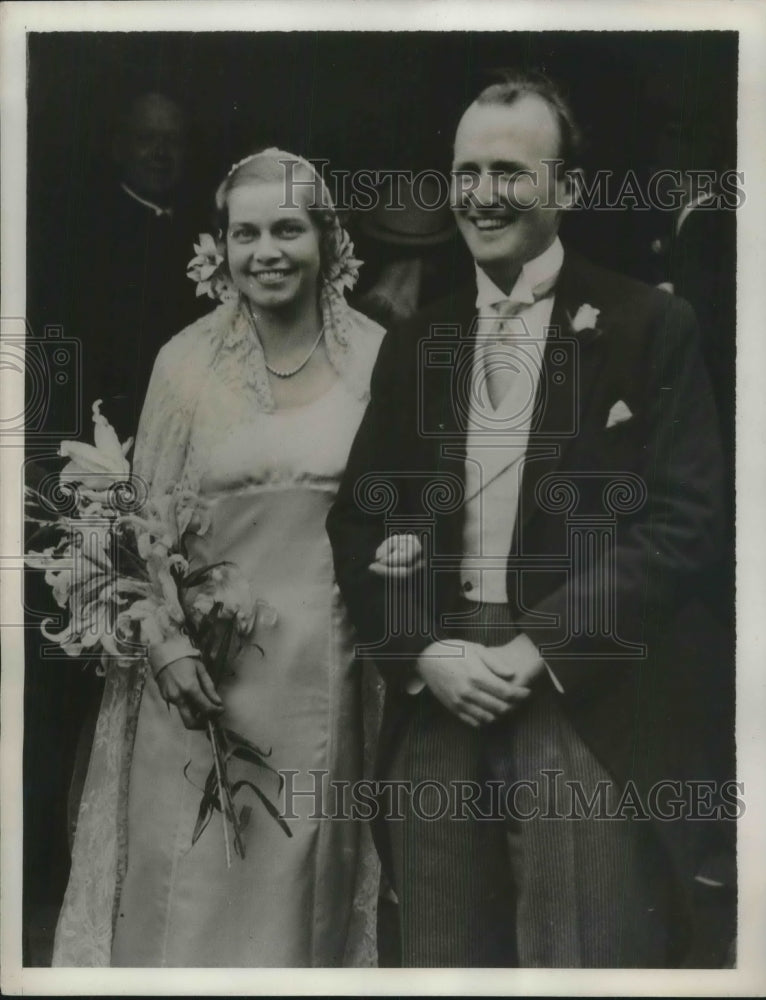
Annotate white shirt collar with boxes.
[120,182,173,218]
[475,236,564,310]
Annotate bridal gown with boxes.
[52,296,384,967]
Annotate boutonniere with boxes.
[566,303,602,344]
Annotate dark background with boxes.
[27,30,738,285]
[23,29,738,963]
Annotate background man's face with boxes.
[451,96,571,288]
[114,93,186,201]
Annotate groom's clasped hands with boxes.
[369,533,546,728]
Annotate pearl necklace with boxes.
[246,304,325,379]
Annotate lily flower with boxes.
[187,233,227,299]
[325,226,363,295]
[45,566,72,608]
[59,400,133,492]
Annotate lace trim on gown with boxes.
[52,294,385,967]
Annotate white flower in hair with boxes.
[187,233,232,300]
[325,225,364,296]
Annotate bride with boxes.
[53,148,385,967]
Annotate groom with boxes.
[327,71,728,967]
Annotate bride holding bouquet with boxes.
[52,149,385,967]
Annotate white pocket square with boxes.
[606,400,633,428]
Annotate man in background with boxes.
[78,90,206,439]
[350,174,463,329]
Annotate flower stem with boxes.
[214,728,246,859]
[207,720,231,869]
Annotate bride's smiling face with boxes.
[225,182,322,312]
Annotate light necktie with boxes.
[482,306,526,411]
[481,273,558,413]
[480,274,557,411]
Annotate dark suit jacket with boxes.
[79,185,208,440]
[327,251,730,891]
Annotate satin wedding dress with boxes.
[52,294,384,967]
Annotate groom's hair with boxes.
[474,69,583,174]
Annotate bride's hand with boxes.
[155,656,224,730]
[369,533,424,579]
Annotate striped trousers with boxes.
[385,600,672,967]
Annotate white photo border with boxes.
[2,0,764,995]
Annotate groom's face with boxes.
[451,95,572,289]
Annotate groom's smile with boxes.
[463,209,521,237]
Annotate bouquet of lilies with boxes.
[25,400,290,866]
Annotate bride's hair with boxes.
[213,149,338,279]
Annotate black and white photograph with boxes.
[1,1,765,994]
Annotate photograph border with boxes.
[2,1,765,995]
